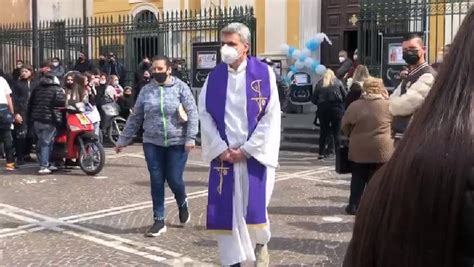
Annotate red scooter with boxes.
[53,104,105,175]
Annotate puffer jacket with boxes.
[459,169,474,266]
[117,76,199,147]
[28,74,66,125]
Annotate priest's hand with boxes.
[219,150,232,162]
[229,149,246,163]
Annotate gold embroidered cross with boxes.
[213,161,229,195]
[250,80,268,117]
[349,14,358,26]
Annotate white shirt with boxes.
[0,77,12,104]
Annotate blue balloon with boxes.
[311,62,319,71]
[287,47,296,57]
[289,65,297,73]
[298,54,306,62]
[305,39,320,51]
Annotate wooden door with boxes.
[321,0,360,70]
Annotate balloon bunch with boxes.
[280,33,332,82]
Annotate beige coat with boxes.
[342,94,394,163]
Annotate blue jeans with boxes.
[34,122,56,168]
[143,143,188,221]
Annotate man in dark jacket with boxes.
[28,73,66,174]
[73,51,95,73]
[50,57,66,79]
[336,50,353,80]
[103,53,127,85]
[134,56,151,85]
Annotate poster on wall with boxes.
[388,43,405,65]
[382,36,407,89]
[197,51,217,69]
[192,42,221,88]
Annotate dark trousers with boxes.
[13,123,32,158]
[0,129,15,164]
[318,108,342,155]
[143,143,188,221]
[348,163,383,207]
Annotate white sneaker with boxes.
[48,165,58,171]
[38,167,52,175]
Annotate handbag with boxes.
[335,145,352,174]
[177,103,188,123]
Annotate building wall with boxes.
[93,0,163,18]
[37,0,84,21]
[91,0,318,57]
[0,0,30,24]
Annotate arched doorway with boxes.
[131,9,164,70]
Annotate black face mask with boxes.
[152,72,168,84]
[403,50,421,65]
[99,59,106,65]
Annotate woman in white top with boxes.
[104,75,123,103]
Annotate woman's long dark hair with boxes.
[346,7,474,267]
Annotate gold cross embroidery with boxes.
[349,14,358,26]
[250,80,268,118]
[213,161,229,195]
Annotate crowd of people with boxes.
[309,10,474,265]
[1,12,474,265]
[311,33,435,215]
[0,53,155,173]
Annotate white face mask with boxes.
[221,45,240,65]
[353,55,358,61]
[52,62,59,67]
[339,56,346,63]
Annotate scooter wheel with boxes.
[79,139,106,176]
[108,117,126,145]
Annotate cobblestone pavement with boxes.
[0,145,353,266]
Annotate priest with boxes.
[198,22,281,266]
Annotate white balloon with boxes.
[304,57,314,68]
[280,44,290,53]
[315,33,332,45]
[302,48,312,57]
[295,61,305,70]
[292,49,301,60]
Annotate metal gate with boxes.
[358,0,473,83]
[0,6,256,85]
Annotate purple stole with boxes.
[205,57,271,231]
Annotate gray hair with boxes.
[220,22,251,45]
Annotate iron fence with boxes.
[358,0,473,81]
[0,6,256,85]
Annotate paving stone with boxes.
[0,145,354,266]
